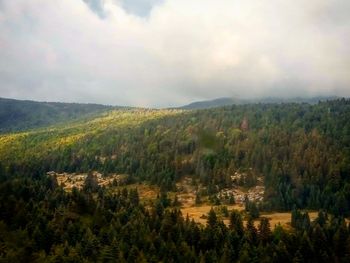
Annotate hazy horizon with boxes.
[0,94,345,109]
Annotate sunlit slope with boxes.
[0,100,350,215]
[0,108,183,165]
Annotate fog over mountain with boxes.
[0,0,350,107]
[179,96,340,110]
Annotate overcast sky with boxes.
[0,0,349,107]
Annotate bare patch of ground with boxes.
[47,171,127,191]
[181,205,319,229]
[219,171,265,203]
[181,204,245,225]
[111,183,160,203]
[218,185,264,204]
[262,212,318,229]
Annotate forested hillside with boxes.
[1,170,349,262]
[1,98,350,262]
[0,97,114,133]
[180,96,338,109]
[1,99,350,214]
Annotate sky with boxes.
[0,0,349,107]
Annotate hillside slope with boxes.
[0,97,115,133]
[1,99,350,216]
[180,96,339,109]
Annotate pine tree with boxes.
[245,217,258,245]
[173,195,181,206]
[258,217,272,244]
[333,221,349,259]
[129,188,139,206]
[195,192,201,205]
[207,208,217,228]
[239,242,252,263]
[229,210,244,237]
[98,245,115,263]
[83,172,99,193]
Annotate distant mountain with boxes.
[180,97,242,109]
[0,97,114,133]
[180,96,339,109]
[0,96,341,132]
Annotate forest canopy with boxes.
[1,98,350,262]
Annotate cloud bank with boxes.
[0,0,349,107]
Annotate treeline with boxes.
[2,99,350,215]
[0,169,350,262]
[0,97,113,133]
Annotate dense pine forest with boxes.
[1,170,350,262]
[1,98,350,262]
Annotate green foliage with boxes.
[83,172,100,193]
[0,169,349,262]
[2,99,350,212]
[291,207,311,230]
[1,98,350,261]
[207,208,218,228]
[195,192,202,205]
[0,97,113,133]
[245,200,260,219]
[229,210,244,237]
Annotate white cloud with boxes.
[0,0,349,107]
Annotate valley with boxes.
[1,98,350,262]
[1,0,349,261]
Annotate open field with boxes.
[181,205,319,229]
[126,183,159,202]
[181,204,245,225]
[261,211,318,229]
[110,183,160,204]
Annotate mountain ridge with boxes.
[0,97,116,133]
[179,96,340,109]
[0,96,343,132]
